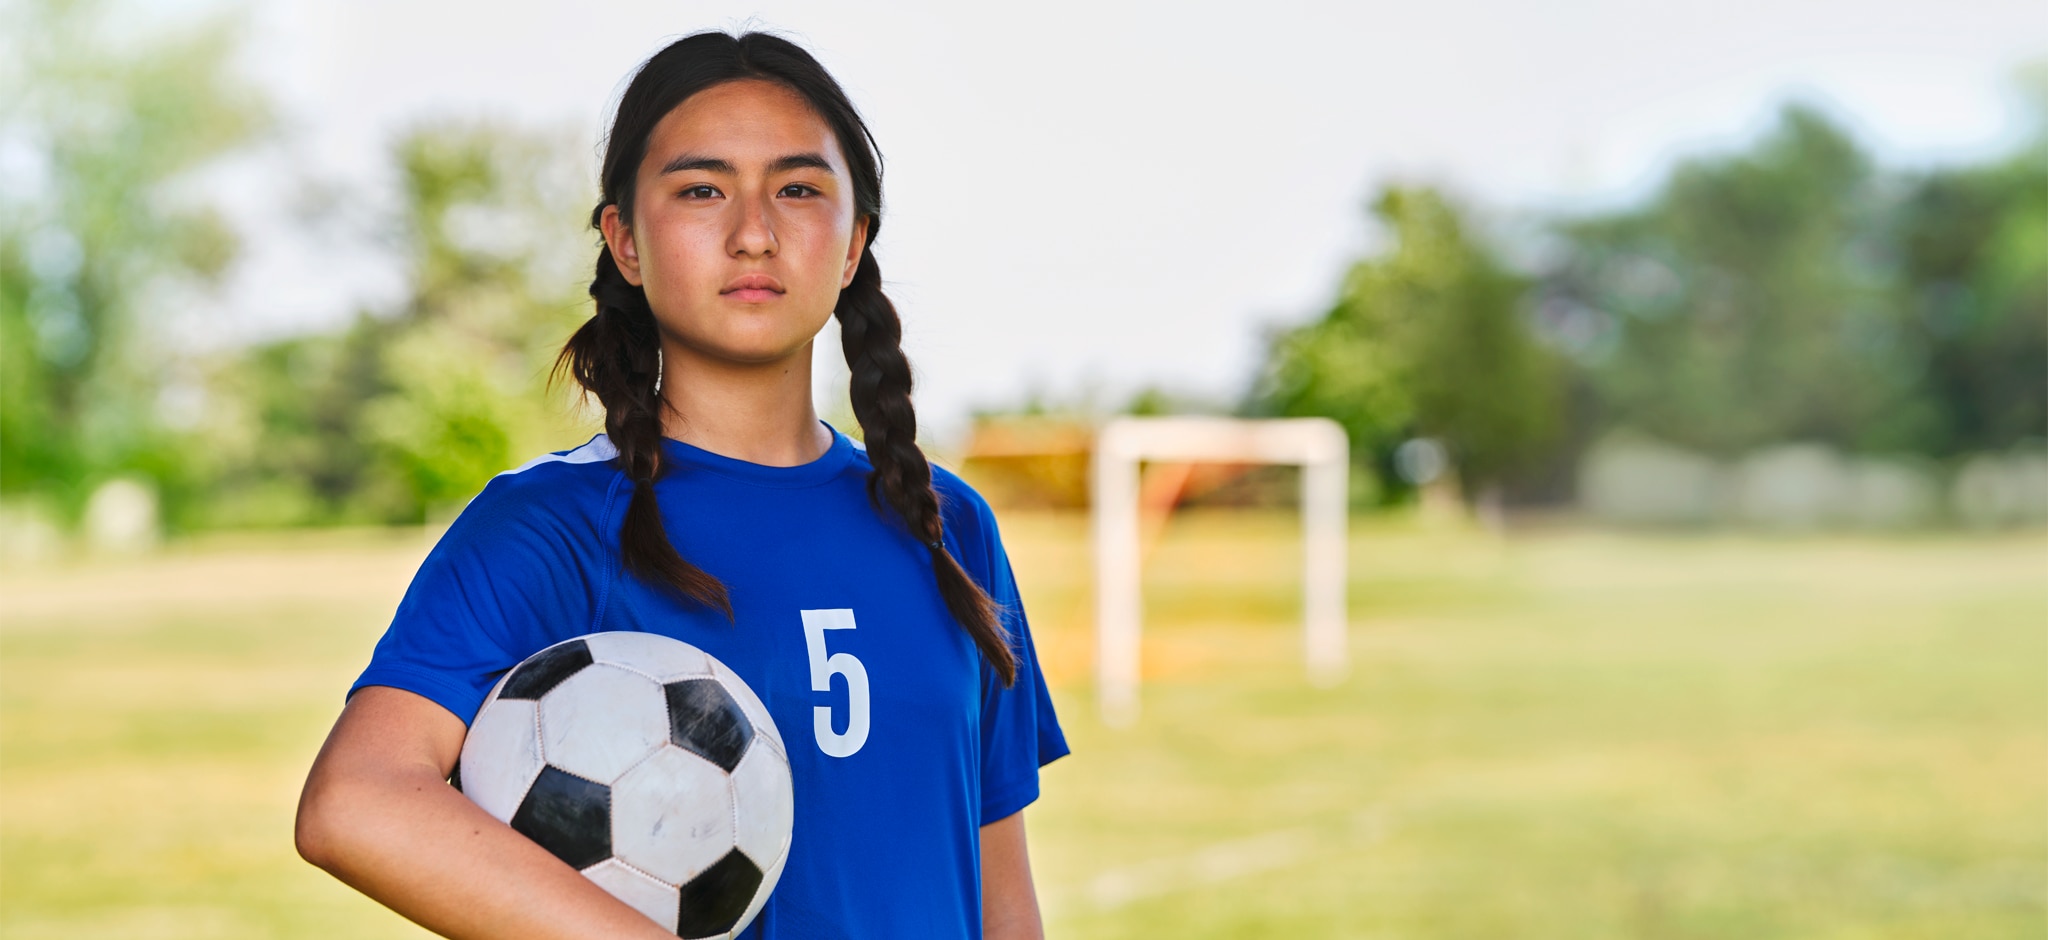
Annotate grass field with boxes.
[2,513,2043,938]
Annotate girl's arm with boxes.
[295,685,676,940]
[980,811,1047,940]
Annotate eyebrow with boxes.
[658,152,837,176]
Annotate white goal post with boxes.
[1092,417,1349,726]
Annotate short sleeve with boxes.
[349,472,615,725]
[956,493,1070,825]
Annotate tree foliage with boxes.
[1255,102,2044,509]
[0,0,267,522]
[1540,104,2045,458]
[1890,144,2047,455]
[199,122,595,526]
[1253,187,1563,496]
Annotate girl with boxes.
[294,31,1066,939]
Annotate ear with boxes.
[841,215,871,289]
[600,204,644,287]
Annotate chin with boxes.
[690,335,817,367]
[662,315,820,364]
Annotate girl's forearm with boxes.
[296,687,674,940]
[980,811,1046,940]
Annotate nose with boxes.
[727,192,777,258]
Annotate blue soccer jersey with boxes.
[351,424,1069,937]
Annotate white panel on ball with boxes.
[582,858,681,934]
[612,746,737,885]
[729,742,794,866]
[540,664,671,783]
[710,658,784,759]
[458,698,543,822]
[587,630,713,682]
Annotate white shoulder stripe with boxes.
[497,434,619,478]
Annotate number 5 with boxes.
[800,609,870,757]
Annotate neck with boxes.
[655,338,834,467]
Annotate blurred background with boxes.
[1,0,2043,936]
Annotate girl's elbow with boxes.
[294,775,353,871]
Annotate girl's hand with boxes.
[295,686,676,940]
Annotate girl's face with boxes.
[602,79,868,368]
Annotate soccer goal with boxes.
[1092,417,1349,726]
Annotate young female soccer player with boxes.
[293,31,1066,939]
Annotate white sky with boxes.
[184,0,2045,439]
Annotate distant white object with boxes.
[1581,435,1956,532]
[1092,417,1348,727]
[1393,438,1447,485]
[1733,444,1849,530]
[1954,450,2048,528]
[1578,434,1725,526]
[83,478,158,555]
[1845,458,1940,530]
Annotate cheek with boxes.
[799,224,856,286]
[639,225,720,293]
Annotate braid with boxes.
[555,242,732,618]
[836,247,1018,686]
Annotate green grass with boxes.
[2,516,2043,938]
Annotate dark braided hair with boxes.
[555,31,1017,685]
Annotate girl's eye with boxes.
[779,183,819,198]
[680,184,720,199]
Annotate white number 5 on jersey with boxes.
[800,609,870,757]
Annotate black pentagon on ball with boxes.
[676,848,764,938]
[499,639,594,700]
[510,766,611,870]
[664,678,754,773]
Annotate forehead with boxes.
[644,79,846,168]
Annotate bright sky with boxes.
[194,0,2045,439]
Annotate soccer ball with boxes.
[456,632,792,938]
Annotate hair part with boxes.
[554,30,1017,685]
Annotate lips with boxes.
[721,274,785,301]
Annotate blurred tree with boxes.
[200,121,595,526]
[1540,102,2045,459]
[1252,186,1563,500]
[0,0,268,525]
[1548,109,1880,455]
[1892,139,2047,456]
[1541,106,1891,455]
